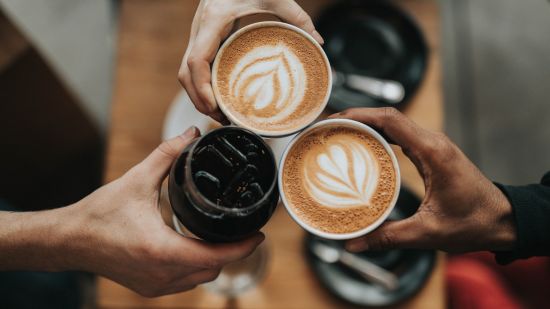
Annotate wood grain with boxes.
[99,0,445,308]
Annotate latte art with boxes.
[281,124,398,235]
[229,45,306,123]
[213,24,330,136]
[304,140,380,208]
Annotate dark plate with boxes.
[316,0,428,110]
[304,186,435,307]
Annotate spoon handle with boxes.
[340,251,400,290]
[345,73,405,104]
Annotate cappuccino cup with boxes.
[211,21,332,137]
[278,119,401,240]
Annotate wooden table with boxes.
[99,0,444,308]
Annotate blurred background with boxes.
[1,0,548,195]
[0,0,549,308]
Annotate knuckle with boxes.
[186,55,200,69]
[368,230,395,250]
[378,230,396,249]
[339,107,361,119]
[204,270,221,283]
[157,139,180,160]
[138,287,161,298]
[177,70,188,85]
[203,103,217,114]
[205,257,223,269]
[424,132,457,162]
[258,0,270,10]
[149,269,173,287]
[428,132,447,149]
[381,107,401,121]
[180,284,197,293]
[203,4,220,19]
[195,104,210,115]
[294,9,311,27]
[199,7,214,22]
[198,254,223,269]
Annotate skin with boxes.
[0,2,520,300]
[179,0,518,255]
[0,127,264,297]
[178,0,324,123]
[328,108,517,253]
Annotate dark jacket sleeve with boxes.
[493,172,550,264]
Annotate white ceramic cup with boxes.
[211,21,332,138]
[278,118,401,240]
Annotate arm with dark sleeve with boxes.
[494,172,550,264]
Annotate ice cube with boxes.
[216,136,247,165]
[194,171,220,198]
[238,191,256,207]
[248,182,264,197]
[198,144,233,168]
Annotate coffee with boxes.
[280,120,399,237]
[169,127,279,242]
[212,22,331,137]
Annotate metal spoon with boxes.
[311,241,399,290]
[332,69,405,104]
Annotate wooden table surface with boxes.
[99,0,445,308]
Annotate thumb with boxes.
[135,126,200,185]
[345,215,426,252]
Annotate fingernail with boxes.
[328,112,340,119]
[346,241,367,253]
[181,126,199,138]
[313,30,324,45]
[221,118,231,126]
[251,232,265,246]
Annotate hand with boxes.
[56,127,263,297]
[329,108,517,253]
[178,0,324,123]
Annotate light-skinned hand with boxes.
[0,126,264,297]
[178,0,324,123]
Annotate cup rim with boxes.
[211,21,332,138]
[277,118,401,240]
[178,126,278,215]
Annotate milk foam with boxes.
[228,44,306,123]
[303,139,380,208]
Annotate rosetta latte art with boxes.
[304,140,380,208]
[228,44,306,123]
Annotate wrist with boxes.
[0,204,82,271]
[487,184,517,251]
[26,205,84,271]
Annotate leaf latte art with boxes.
[303,140,380,208]
[214,25,330,135]
[282,125,397,234]
[228,44,306,123]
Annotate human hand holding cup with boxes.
[178,0,324,124]
[278,118,401,240]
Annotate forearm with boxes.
[0,206,79,271]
